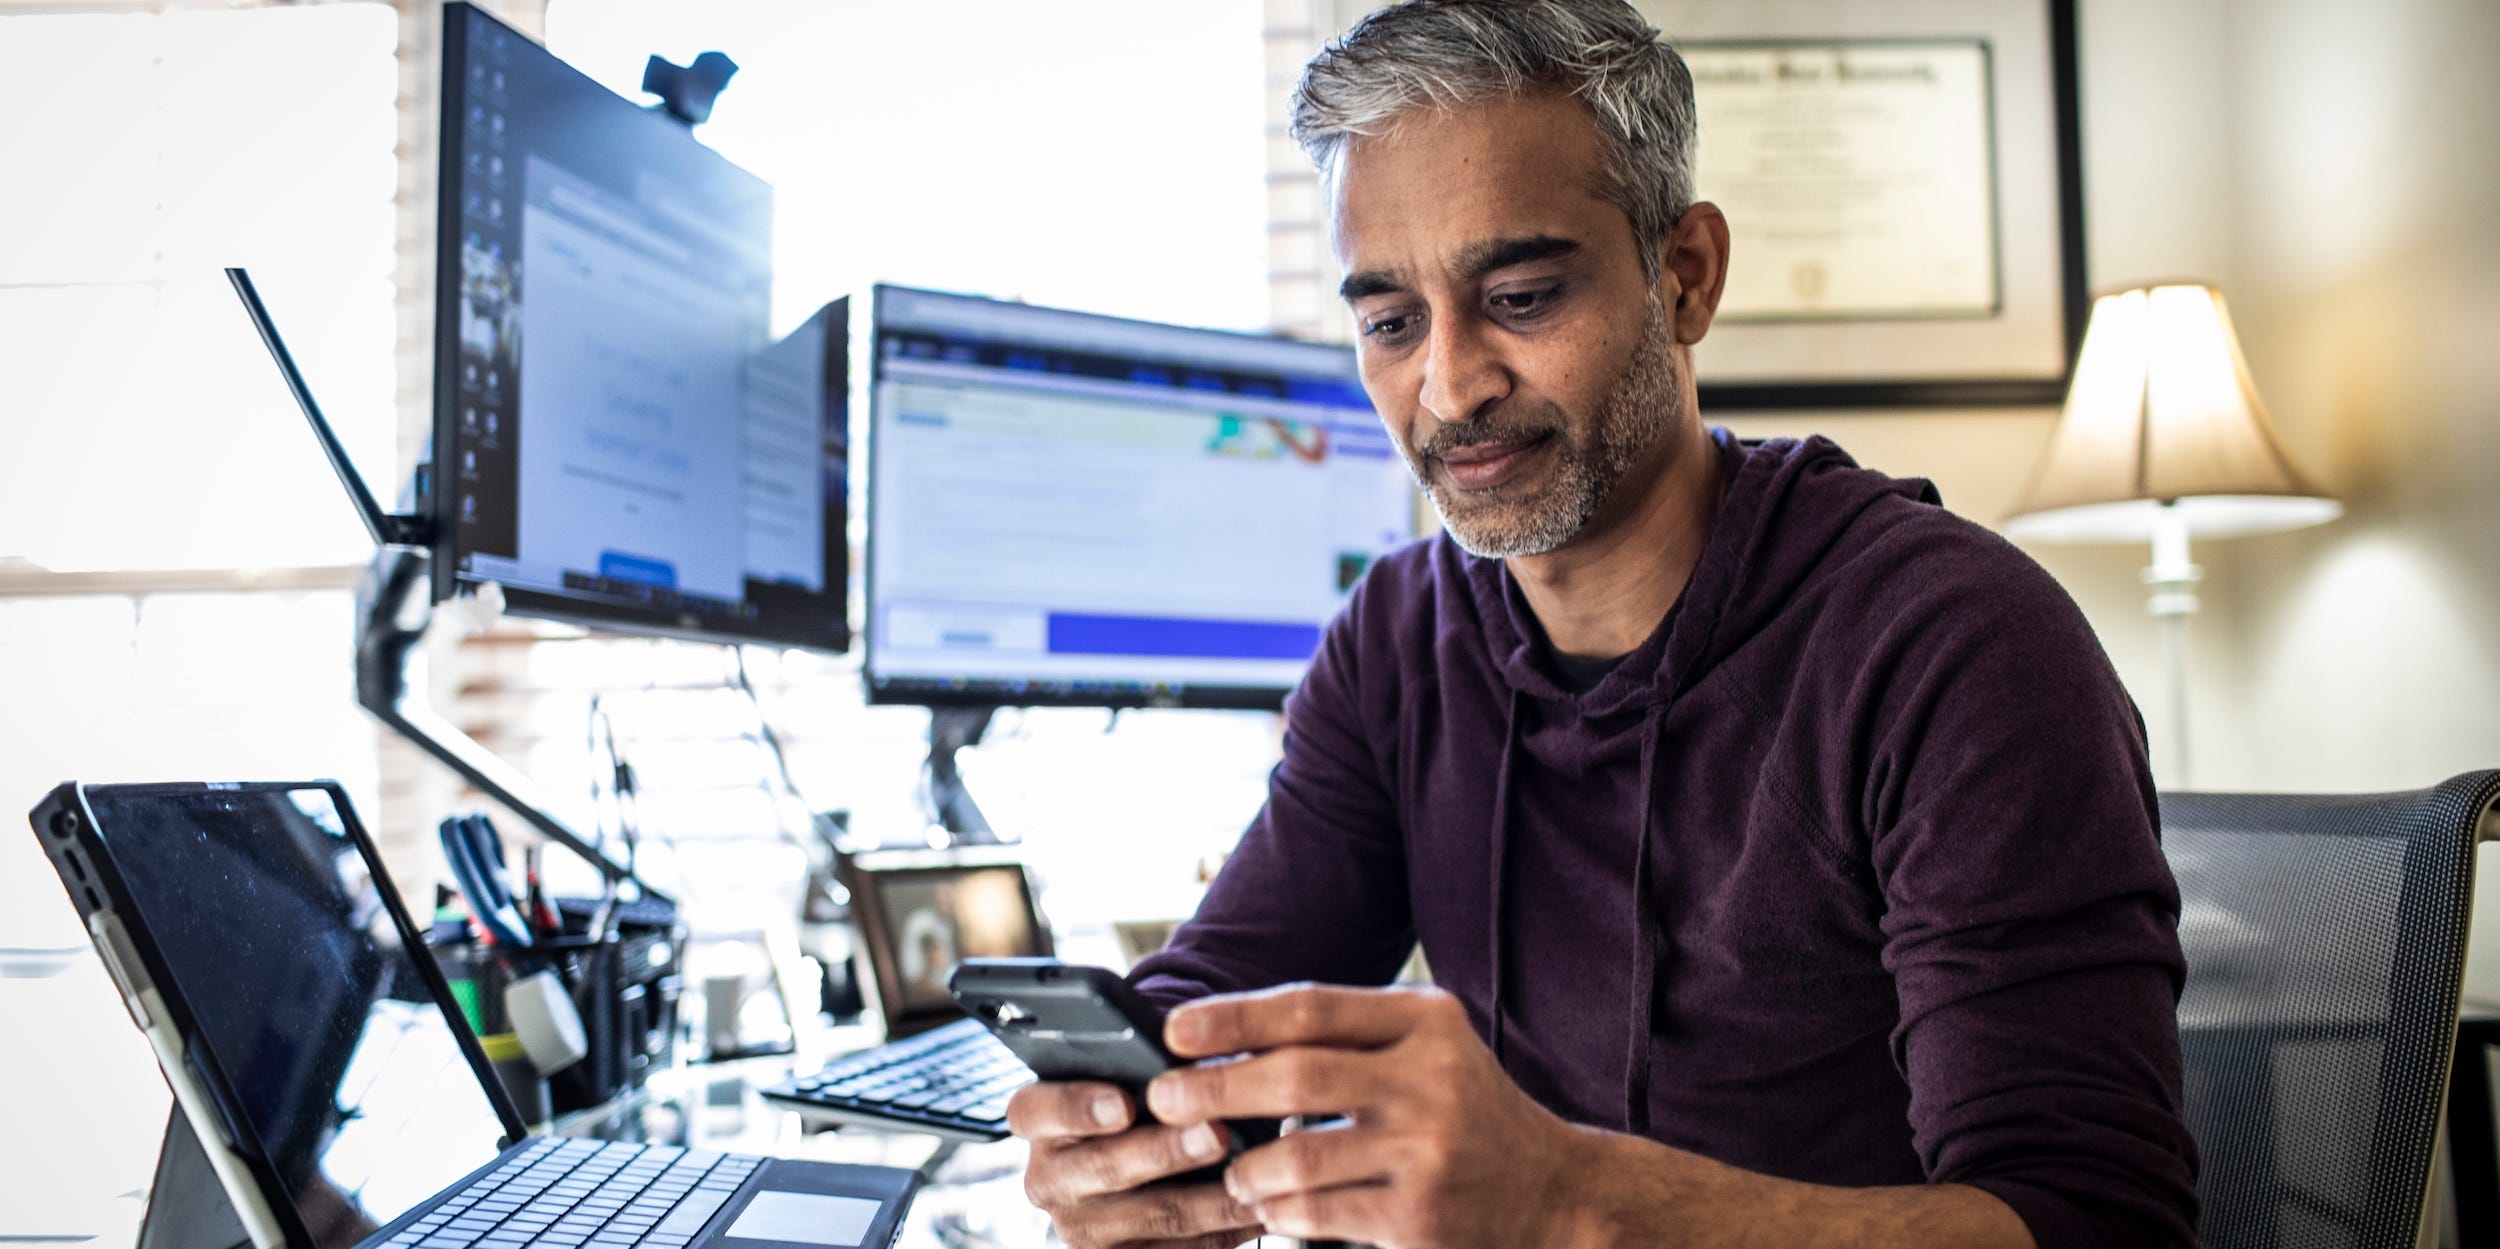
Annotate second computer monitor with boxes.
[865,286,1416,710]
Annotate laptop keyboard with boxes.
[381,1137,757,1248]
[762,1017,1031,1141]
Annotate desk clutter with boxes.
[19,5,1386,1246]
[429,810,685,1123]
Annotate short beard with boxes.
[1412,298,1679,559]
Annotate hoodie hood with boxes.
[1467,431,1943,719]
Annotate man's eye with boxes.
[1362,313,1419,343]
[1489,287,1557,319]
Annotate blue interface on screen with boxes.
[439,5,849,653]
[866,286,1418,706]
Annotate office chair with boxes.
[2163,771,2500,1248]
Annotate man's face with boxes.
[1331,91,1683,558]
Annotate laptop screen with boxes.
[856,861,1047,1022]
[86,784,511,1247]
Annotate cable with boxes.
[731,645,831,867]
[733,647,813,812]
[584,692,644,912]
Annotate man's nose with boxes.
[1416,315,1509,425]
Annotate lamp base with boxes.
[2145,502,2199,787]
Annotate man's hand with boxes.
[1033,983,2032,1249]
[1003,1079,1266,1249]
[1147,983,1594,1249]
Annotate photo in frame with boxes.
[1645,0,2087,408]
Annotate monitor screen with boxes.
[434,4,850,653]
[83,784,510,1248]
[865,286,1416,708]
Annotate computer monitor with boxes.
[433,3,850,654]
[864,285,1417,711]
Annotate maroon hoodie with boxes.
[1131,432,2198,1249]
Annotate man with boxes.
[1007,3,2197,1247]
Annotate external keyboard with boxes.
[381,1136,756,1248]
[761,1017,1031,1141]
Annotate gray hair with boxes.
[1290,0,1697,281]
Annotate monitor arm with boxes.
[228,267,648,896]
[226,269,430,550]
[354,543,649,893]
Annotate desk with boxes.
[0,947,1273,1248]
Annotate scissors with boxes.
[439,814,536,948]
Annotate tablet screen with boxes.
[86,784,510,1247]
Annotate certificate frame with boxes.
[1657,0,2086,410]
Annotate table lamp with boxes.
[2002,283,2340,786]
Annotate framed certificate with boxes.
[1650,0,2086,409]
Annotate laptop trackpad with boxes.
[710,1159,914,1248]
[723,1191,879,1244]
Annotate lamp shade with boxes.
[2003,283,2340,543]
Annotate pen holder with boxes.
[429,935,514,1036]
[536,898,683,1115]
[556,934,655,1114]
[425,901,682,1117]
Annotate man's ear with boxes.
[1657,202,1730,345]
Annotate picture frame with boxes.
[1650,0,2087,409]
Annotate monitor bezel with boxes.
[860,282,1400,713]
[430,3,850,656]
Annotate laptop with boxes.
[759,852,1049,1140]
[27,780,919,1249]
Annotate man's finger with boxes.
[1149,1044,1379,1124]
[1221,1124,1396,1205]
[1027,1121,1234,1206]
[1056,1180,1260,1245]
[1165,982,1439,1058]
[1005,1080,1134,1141]
[1248,1180,1400,1245]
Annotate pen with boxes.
[440,814,535,949]
[524,843,559,939]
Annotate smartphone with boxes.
[948,957,1279,1172]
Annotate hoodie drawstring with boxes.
[1488,685,1667,1140]
[1622,702,1666,1137]
[1485,686,1524,1070]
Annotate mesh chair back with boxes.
[2164,771,2500,1248]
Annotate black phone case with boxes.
[948,958,1278,1171]
[949,958,1178,1088]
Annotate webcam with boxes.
[642,51,738,128]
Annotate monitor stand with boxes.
[925,705,1004,845]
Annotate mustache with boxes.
[1417,417,1560,462]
